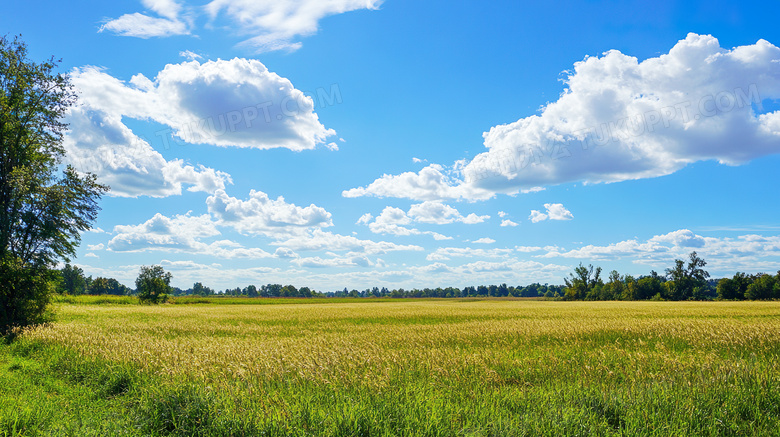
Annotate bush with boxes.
[0,257,55,339]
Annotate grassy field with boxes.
[2,300,780,436]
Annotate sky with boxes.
[3,0,780,291]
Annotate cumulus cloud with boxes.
[72,59,335,151]
[100,0,191,38]
[64,106,232,197]
[473,238,496,244]
[538,229,780,275]
[529,203,574,223]
[500,219,519,227]
[108,213,271,259]
[207,189,332,237]
[358,201,488,240]
[273,229,424,255]
[205,0,384,52]
[343,164,492,201]
[346,34,780,201]
[66,59,335,196]
[408,201,489,224]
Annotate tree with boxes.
[601,270,625,300]
[57,263,86,295]
[1,36,107,336]
[88,276,130,295]
[745,274,776,300]
[664,252,710,300]
[192,282,214,296]
[136,266,171,304]
[635,273,664,300]
[563,263,602,300]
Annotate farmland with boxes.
[2,299,780,436]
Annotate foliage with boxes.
[563,263,603,300]
[56,263,86,295]
[664,251,710,300]
[88,276,131,296]
[0,256,55,338]
[135,265,171,304]
[745,273,778,300]
[0,36,107,336]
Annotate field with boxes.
[2,299,780,436]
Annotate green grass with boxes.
[3,300,780,436]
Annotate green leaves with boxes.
[1,35,107,335]
[136,266,172,304]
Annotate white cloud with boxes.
[408,201,489,225]
[179,50,202,60]
[205,0,384,52]
[72,59,335,151]
[364,207,451,240]
[292,253,375,269]
[529,210,547,223]
[100,0,191,38]
[498,211,508,218]
[358,201,488,240]
[273,229,424,255]
[66,59,335,196]
[86,244,105,251]
[529,203,574,223]
[108,213,271,259]
[426,247,514,261]
[537,229,780,276]
[64,106,232,197]
[515,246,543,252]
[346,34,780,201]
[473,238,496,244]
[274,247,299,259]
[500,219,519,227]
[649,229,705,248]
[207,189,333,237]
[343,164,493,201]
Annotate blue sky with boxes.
[3,0,780,290]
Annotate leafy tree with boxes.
[746,274,776,300]
[57,263,86,295]
[192,282,214,296]
[601,270,624,300]
[1,36,107,336]
[634,273,664,300]
[563,263,602,300]
[88,277,129,295]
[243,285,258,297]
[299,286,313,298]
[136,266,171,304]
[664,252,710,300]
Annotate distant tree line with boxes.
[55,264,132,296]
[563,252,780,301]
[52,252,779,302]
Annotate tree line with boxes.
[52,251,780,302]
[562,251,780,301]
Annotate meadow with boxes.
[2,299,779,436]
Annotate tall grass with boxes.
[4,300,780,435]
